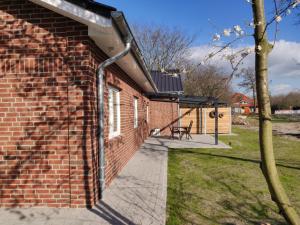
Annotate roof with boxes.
[31,0,157,93]
[232,93,254,107]
[151,70,184,93]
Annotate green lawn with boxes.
[248,114,300,123]
[271,114,300,123]
[167,127,300,225]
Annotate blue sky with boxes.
[99,0,300,95]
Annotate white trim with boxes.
[29,0,156,93]
[199,108,201,134]
[229,107,232,134]
[134,97,138,128]
[29,0,111,28]
[146,105,149,123]
[204,108,207,135]
[108,86,121,139]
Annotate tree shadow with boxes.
[170,149,300,171]
[0,0,99,210]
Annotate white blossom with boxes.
[223,29,231,37]
[257,45,262,51]
[233,25,242,33]
[286,9,291,15]
[213,33,221,41]
[275,15,282,23]
[292,0,300,8]
[233,25,244,36]
[249,21,255,28]
[246,47,254,54]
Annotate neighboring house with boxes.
[231,93,256,114]
[0,0,178,208]
[150,70,184,94]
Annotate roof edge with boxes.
[111,11,158,93]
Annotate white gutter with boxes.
[29,0,156,93]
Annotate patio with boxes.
[0,135,229,225]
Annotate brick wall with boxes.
[0,0,179,208]
[149,101,179,136]
[0,0,98,208]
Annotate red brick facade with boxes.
[149,101,179,136]
[0,0,178,208]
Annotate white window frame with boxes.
[108,86,121,139]
[146,105,149,123]
[134,97,138,128]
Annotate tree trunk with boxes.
[252,1,300,224]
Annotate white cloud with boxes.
[188,40,300,94]
[270,84,293,95]
[269,40,300,78]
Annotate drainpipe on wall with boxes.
[97,37,133,199]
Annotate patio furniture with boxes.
[180,120,193,140]
[169,126,181,139]
[170,120,193,140]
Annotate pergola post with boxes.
[214,100,219,145]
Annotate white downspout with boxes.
[97,38,132,199]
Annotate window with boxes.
[108,86,120,138]
[134,97,138,128]
[146,105,149,123]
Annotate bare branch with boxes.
[133,24,195,71]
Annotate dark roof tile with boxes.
[150,71,183,93]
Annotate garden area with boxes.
[167,126,300,225]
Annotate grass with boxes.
[271,114,300,123]
[247,114,300,123]
[166,127,300,225]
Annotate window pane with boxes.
[109,89,114,134]
[108,87,120,138]
[146,105,149,123]
[134,98,138,128]
[113,91,118,132]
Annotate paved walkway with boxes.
[155,134,231,149]
[0,135,229,225]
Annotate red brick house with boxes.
[231,93,256,115]
[0,0,179,208]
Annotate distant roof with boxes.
[151,70,184,93]
[232,93,254,106]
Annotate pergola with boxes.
[147,93,228,145]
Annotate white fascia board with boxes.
[29,0,112,28]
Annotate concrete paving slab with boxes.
[152,134,231,149]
